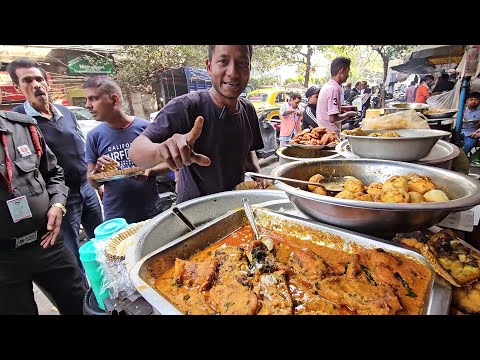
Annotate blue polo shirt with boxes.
[462,106,480,136]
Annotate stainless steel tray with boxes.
[129,207,450,315]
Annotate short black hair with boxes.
[290,92,302,101]
[208,45,253,61]
[331,57,351,77]
[468,91,480,100]
[6,58,48,85]
[423,75,434,82]
[83,75,123,98]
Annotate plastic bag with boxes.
[361,109,430,130]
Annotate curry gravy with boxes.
[153,225,431,315]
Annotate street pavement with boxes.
[34,154,281,315]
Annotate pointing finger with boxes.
[186,116,204,146]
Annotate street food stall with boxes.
[80,46,480,316]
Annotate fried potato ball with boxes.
[381,188,410,203]
[308,174,325,192]
[408,191,425,203]
[423,189,449,202]
[366,182,384,202]
[312,185,327,195]
[335,190,355,200]
[407,176,436,195]
[355,192,373,202]
[382,175,409,192]
[344,177,366,193]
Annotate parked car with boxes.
[67,106,100,137]
[246,88,288,121]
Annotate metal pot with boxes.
[271,159,480,236]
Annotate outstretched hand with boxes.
[156,116,211,171]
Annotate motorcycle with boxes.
[255,108,280,159]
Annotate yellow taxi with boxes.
[246,88,288,121]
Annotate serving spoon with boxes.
[245,172,354,192]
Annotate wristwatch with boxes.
[51,203,67,217]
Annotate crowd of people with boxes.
[0,45,264,314]
[0,46,477,315]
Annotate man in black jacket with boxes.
[0,111,86,314]
[8,58,103,273]
[302,85,320,130]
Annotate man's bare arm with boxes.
[130,134,165,170]
[245,151,261,173]
[329,111,357,124]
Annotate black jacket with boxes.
[0,111,68,240]
[302,104,318,130]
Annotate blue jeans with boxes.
[62,181,103,271]
[463,134,478,155]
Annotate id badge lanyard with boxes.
[0,131,15,196]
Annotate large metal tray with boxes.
[129,207,450,315]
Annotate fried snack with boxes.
[291,127,338,146]
[407,175,436,195]
[312,185,327,195]
[421,230,480,287]
[408,191,424,203]
[382,188,410,203]
[452,282,480,314]
[366,182,384,202]
[382,175,409,193]
[101,160,120,172]
[354,193,373,202]
[367,131,401,137]
[344,177,366,193]
[89,166,144,181]
[341,128,369,136]
[335,190,355,200]
[308,174,325,192]
[392,231,429,251]
[423,189,449,202]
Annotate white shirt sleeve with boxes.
[279,102,288,116]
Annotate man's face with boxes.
[467,97,479,110]
[308,93,318,105]
[291,98,301,108]
[426,78,434,86]
[13,67,50,108]
[206,45,251,100]
[84,87,114,121]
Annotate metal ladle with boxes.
[245,171,354,192]
[241,198,273,251]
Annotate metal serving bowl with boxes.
[271,159,480,236]
[424,109,458,119]
[344,129,451,162]
[277,146,340,165]
[389,102,430,113]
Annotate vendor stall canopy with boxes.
[391,45,466,74]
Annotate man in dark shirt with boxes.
[8,58,103,271]
[0,111,86,314]
[432,73,455,94]
[130,45,264,203]
[302,85,320,130]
